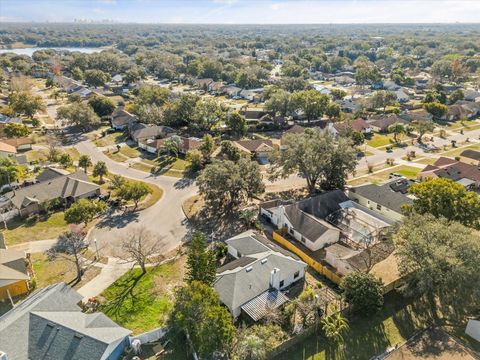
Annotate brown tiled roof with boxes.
[333,118,370,133]
[235,139,273,152]
[1,137,32,148]
[0,141,17,154]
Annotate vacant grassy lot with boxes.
[4,212,69,245]
[100,255,186,335]
[32,253,101,289]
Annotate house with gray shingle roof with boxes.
[0,248,31,300]
[0,282,131,360]
[8,170,101,217]
[214,230,306,320]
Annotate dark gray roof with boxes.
[297,190,350,219]
[217,256,256,272]
[214,252,305,312]
[349,181,413,213]
[284,204,332,242]
[214,231,306,313]
[460,149,480,161]
[36,167,71,182]
[9,170,99,209]
[226,230,301,261]
[0,283,130,360]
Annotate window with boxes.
[294,271,300,279]
[279,280,284,288]
[237,251,242,258]
[289,228,294,235]
[376,204,382,211]
[301,237,306,243]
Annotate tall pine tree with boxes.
[185,231,217,286]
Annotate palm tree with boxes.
[321,312,349,344]
[78,155,92,173]
[93,161,108,183]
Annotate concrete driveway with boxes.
[74,140,198,257]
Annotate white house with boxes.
[214,231,306,320]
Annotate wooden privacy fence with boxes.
[272,231,342,285]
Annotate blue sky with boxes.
[1,0,480,24]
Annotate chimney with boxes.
[270,268,280,290]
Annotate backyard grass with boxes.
[277,294,432,360]
[139,156,190,177]
[64,147,81,161]
[32,253,101,289]
[25,148,49,162]
[100,255,186,335]
[4,212,69,245]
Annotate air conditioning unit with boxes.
[0,350,8,360]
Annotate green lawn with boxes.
[366,134,394,148]
[94,132,126,147]
[32,253,101,289]
[4,212,69,245]
[119,145,141,158]
[278,294,432,360]
[441,143,480,158]
[348,165,421,187]
[103,150,128,162]
[100,256,185,335]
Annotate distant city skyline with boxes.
[1,0,480,24]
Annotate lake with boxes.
[0,47,103,56]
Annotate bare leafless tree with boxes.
[118,226,165,274]
[47,230,88,282]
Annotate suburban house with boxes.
[260,197,341,251]
[261,191,401,291]
[0,282,131,360]
[347,179,415,222]
[400,109,433,123]
[367,114,408,133]
[138,136,201,155]
[459,149,480,166]
[0,247,32,300]
[394,89,410,103]
[194,78,213,90]
[418,157,480,190]
[233,139,274,163]
[8,170,101,217]
[464,89,480,102]
[337,97,363,113]
[443,102,480,121]
[208,81,225,93]
[223,85,242,98]
[214,230,306,320]
[111,108,137,130]
[0,141,17,158]
[128,123,176,143]
[53,75,82,93]
[1,137,33,151]
[0,114,22,126]
[328,118,372,137]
